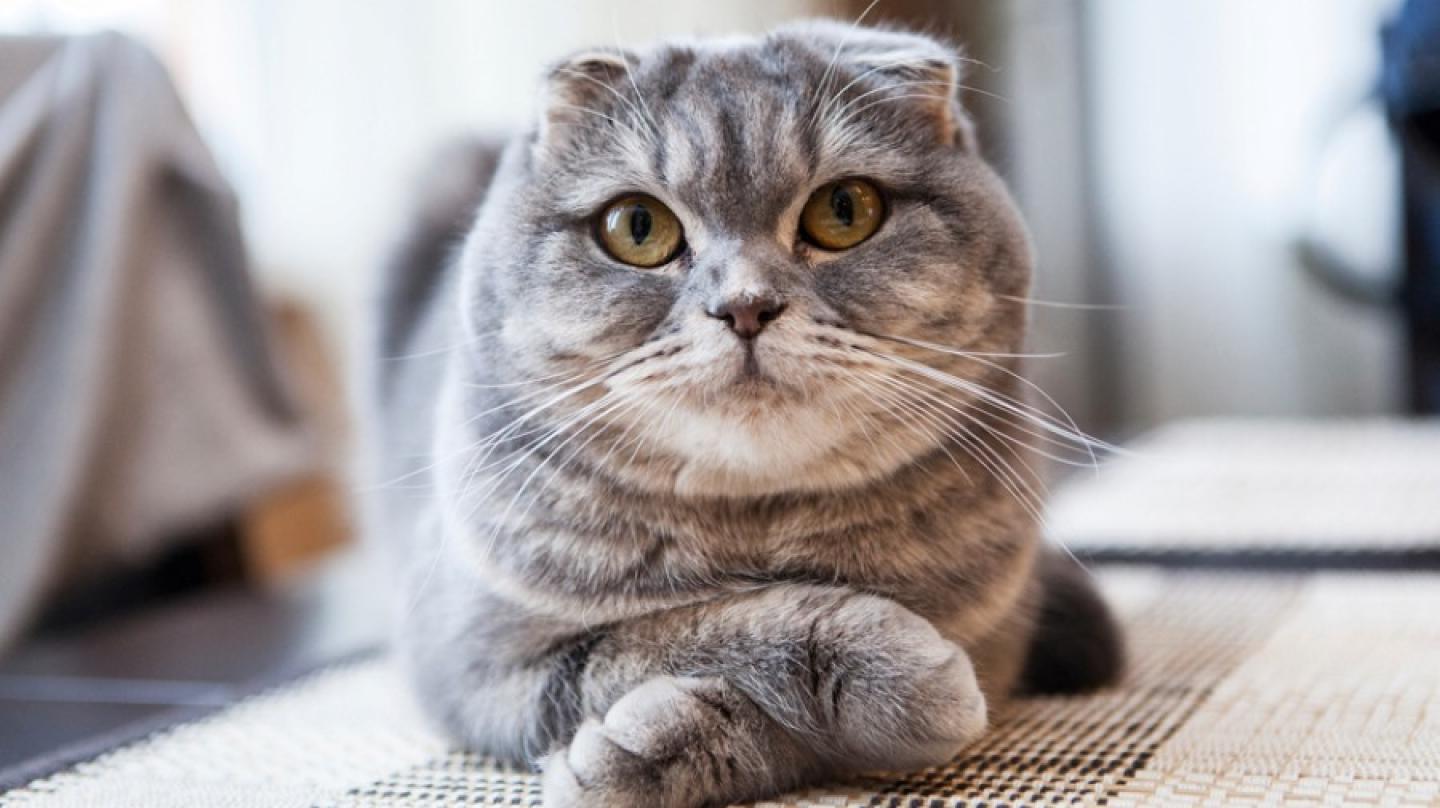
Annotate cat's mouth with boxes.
[714,347,806,406]
[645,335,811,411]
[738,345,768,381]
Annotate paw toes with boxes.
[542,680,710,808]
[600,676,695,754]
[565,719,620,786]
[539,745,584,808]
[542,722,650,808]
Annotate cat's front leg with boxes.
[542,584,988,808]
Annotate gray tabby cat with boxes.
[362,20,1123,808]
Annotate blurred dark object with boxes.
[30,522,243,635]
[1384,0,1440,412]
[1299,0,1440,413]
[0,33,319,650]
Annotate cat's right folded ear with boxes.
[534,49,640,157]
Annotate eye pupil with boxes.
[800,179,884,251]
[830,186,855,228]
[598,194,682,268]
[629,206,653,245]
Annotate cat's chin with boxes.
[630,393,936,498]
[668,457,894,498]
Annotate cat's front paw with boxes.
[541,676,785,808]
[821,595,988,770]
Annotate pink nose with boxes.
[706,297,787,340]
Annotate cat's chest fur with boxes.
[465,436,1036,637]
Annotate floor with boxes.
[0,553,383,773]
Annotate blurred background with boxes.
[0,0,1427,775]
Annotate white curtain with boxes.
[1085,0,1404,430]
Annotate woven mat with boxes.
[1047,418,1440,561]
[4,570,1438,807]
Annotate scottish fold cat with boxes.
[363,21,1122,808]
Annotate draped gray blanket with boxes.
[0,33,314,648]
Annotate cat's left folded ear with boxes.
[833,35,979,153]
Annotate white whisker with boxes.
[877,369,1096,469]
[381,328,495,361]
[864,332,1113,467]
[859,344,1119,458]
[809,0,883,131]
[844,367,973,484]
[820,62,946,127]
[608,13,664,144]
[999,294,1124,311]
[483,393,633,542]
[857,366,1050,527]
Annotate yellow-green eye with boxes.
[799,179,885,250]
[597,194,684,268]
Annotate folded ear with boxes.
[852,50,974,150]
[809,26,977,151]
[535,48,637,154]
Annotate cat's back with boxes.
[362,138,504,559]
[375,137,503,376]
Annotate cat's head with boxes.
[454,22,1032,497]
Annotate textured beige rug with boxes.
[5,569,1437,807]
[1048,418,1440,560]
